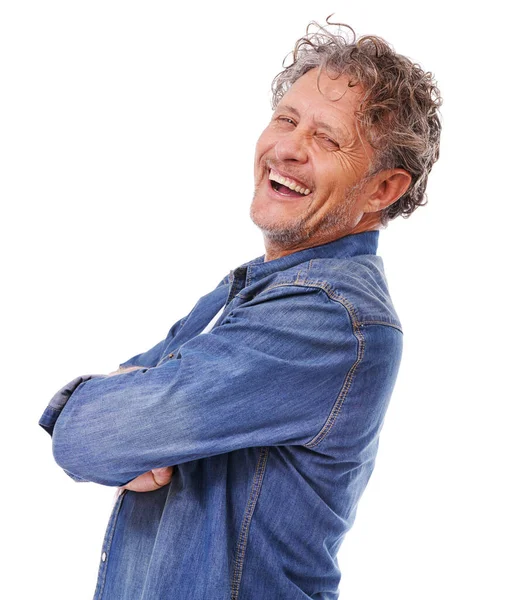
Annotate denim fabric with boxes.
[39,230,403,599]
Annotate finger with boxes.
[151,466,174,487]
[122,467,174,493]
[122,471,160,492]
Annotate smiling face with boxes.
[250,68,377,260]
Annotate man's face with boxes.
[251,68,375,254]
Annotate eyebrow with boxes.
[275,104,347,141]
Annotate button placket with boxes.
[93,490,126,600]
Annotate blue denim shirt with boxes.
[39,230,403,600]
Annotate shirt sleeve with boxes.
[38,374,108,482]
[39,275,231,484]
[38,316,187,448]
[49,285,392,487]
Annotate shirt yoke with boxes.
[234,255,402,333]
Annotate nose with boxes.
[274,128,308,164]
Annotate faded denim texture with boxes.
[39,230,403,599]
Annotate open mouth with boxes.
[268,169,311,198]
[270,180,305,198]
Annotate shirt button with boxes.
[101,552,107,562]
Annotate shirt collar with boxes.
[228,230,379,291]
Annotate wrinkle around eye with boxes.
[331,144,368,170]
[332,135,364,156]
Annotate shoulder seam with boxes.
[304,302,365,449]
[252,280,400,330]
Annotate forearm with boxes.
[45,287,396,490]
[50,367,174,486]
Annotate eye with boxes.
[276,116,296,126]
[319,135,340,149]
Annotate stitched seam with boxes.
[261,280,362,325]
[257,281,401,331]
[305,320,365,448]
[360,320,403,333]
[255,281,369,448]
[236,282,398,449]
[230,447,270,600]
[94,490,126,600]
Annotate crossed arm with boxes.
[40,285,386,489]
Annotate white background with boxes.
[1,1,509,598]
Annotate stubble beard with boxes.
[250,180,364,248]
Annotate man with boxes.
[40,20,441,600]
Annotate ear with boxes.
[361,169,412,213]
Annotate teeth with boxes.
[269,169,311,195]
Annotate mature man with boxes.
[40,21,441,600]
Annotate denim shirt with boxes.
[39,230,403,600]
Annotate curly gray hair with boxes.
[271,19,442,226]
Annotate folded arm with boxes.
[46,286,366,487]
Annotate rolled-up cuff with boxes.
[38,374,105,436]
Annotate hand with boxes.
[107,366,144,377]
[119,466,174,493]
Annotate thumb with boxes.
[151,466,174,487]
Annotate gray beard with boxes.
[250,181,363,248]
